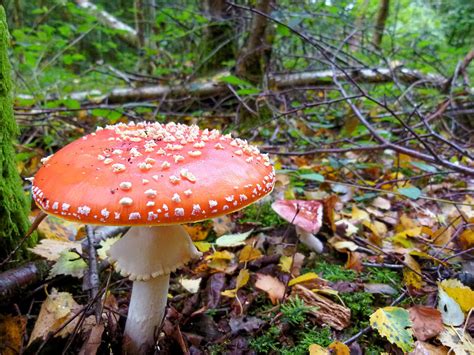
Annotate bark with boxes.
[0,261,49,304]
[15,67,445,105]
[373,0,390,48]
[0,6,33,264]
[236,0,273,84]
[134,0,157,73]
[75,0,139,47]
[200,0,236,74]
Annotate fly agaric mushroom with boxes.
[32,121,275,353]
[272,200,324,253]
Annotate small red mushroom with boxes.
[271,200,324,253]
[32,121,275,353]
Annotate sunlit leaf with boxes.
[369,307,414,352]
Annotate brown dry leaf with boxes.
[328,341,350,354]
[28,288,94,345]
[29,238,82,261]
[323,195,339,232]
[372,196,391,210]
[292,284,351,330]
[254,273,285,304]
[438,326,474,354]
[0,315,26,355]
[346,251,363,272]
[409,305,444,341]
[212,215,235,236]
[79,323,105,355]
[403,254,423,289]
[409,341,449,355]
[239,245,262,263]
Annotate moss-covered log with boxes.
[0,6,33,264]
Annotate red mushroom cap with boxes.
[32,122,275,225]
[271,200,323,234]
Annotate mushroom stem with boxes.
[107,225,201,354]
[295,226,324,253]
[124,274,169,354]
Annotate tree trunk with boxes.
[199,0,237,74]
[235,0,274,84]
[0,6,34,265]
[372,0,390,48]
[134,0,157,73]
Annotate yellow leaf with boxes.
[221,269,250,298]
[370,307,414,352]
[183,224,209,241]
[0,315,26,355]
[279,255,292,273]
[29,239,81,262]
[363,220,387,238]
[309,343,328,355]
[332,241,358,252]
[194,241,212,253]
[440,279,474,312]
[328,341,350,354]
[288,272,318,286]
[239,245,262,263]
[459,229,474,250]
[206,250,234,261]
[403,254,423,289]
[351,205,370,223]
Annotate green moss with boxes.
[280,296,316,325]
[0,6,34,264]
[312,261,357,282]
[340,292,375,330]
[363,267,401,285]
[249,325,280,353]
[281,327,333,355]
[238,200,286,228]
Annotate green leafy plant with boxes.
[281,327,332,355]
[312,261,357,282]
[280,296,316,325]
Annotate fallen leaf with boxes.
[409,305,444,341]
[183,223,210,241]
[288,272,319,286]
[29,238,82,261]
[212,215,235,236]
[403,254,423,289]
[279,255,293,273]
[229,316,264,334]
[309,343,327,354]
[351,205,370,223]
[0,315,26,355]
[437,287,464,326]
[364,283,398,295]
[440,279,474,312]
[409,340,449,355]
[193,241,212,253]
[438,326,474,354]
[459,229,474,250]
[369,306,414,352]
[35,215,82,241]
[372,196,391,210]
[49,250,87,279]
[79,323,105,355]
[215,230,252,247]
[239,245,262,263]
[255,273,285,304]
[179,277,202,294]
[97,236,120,260]
[328,341,350,354]
[28,289,93,345]
[221,269,250,298]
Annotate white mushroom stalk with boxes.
[107,225,201,354]
[295,226,324,254]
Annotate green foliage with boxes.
[363,267,401,285]
[280,296,316,326]
[281,327,333,355]
[312,261,357,282]
[340,292,375,329]
[249,325,280,353]
[0,6,34,263]
[239,201,286,228]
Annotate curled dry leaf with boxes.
[438,326,474,355]
[409,341,449,355]
[292,284,351,330]
[254,273,285,305]
[408,305,444,341]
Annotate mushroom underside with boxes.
[108,224,201,354]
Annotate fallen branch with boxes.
[16,67,447,105]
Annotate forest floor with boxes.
[1,117,473,355]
